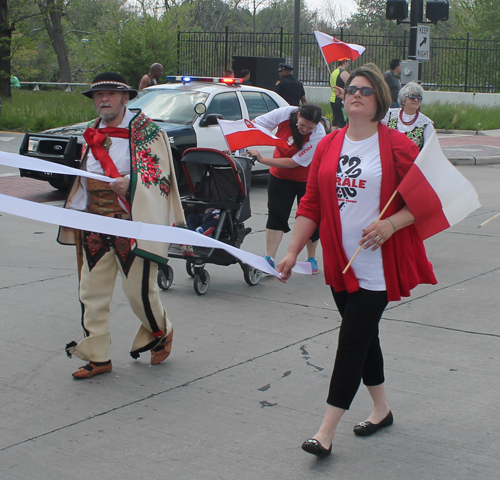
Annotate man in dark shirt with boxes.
[383,59,402,108]
[275,63,307,106]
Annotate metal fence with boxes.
[177,28,500,93]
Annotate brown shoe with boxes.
[151,328,173,365]
[72,361,112,379]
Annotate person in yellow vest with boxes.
[329,59,350,130]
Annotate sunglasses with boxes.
[407,94,423,101]
[345,86,375,96]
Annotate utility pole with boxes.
[292,0,300,72]
[408,0,424,60]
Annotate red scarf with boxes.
[83,126,131,213]
[83,127,130,178]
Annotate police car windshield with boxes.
[127,89,209,124]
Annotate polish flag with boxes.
[218,118,288,152]
[397,133,481,240]
[314,31,366,64]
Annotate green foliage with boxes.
[456,0,500,40]
[348,0,405,35]
[0,89,96,132]
[100,15,178,88]
[420,102,500,130]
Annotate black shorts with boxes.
[266,174,320,242]
[330,101,346,128]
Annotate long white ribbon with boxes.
[0,152,312,277]
[0,151,116,183]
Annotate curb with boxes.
[449,155,500,166]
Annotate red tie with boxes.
[83,127,130,178]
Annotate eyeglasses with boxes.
[345,86,375,96]
[407,94,423,101]
[296,119,315,132]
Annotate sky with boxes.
[304,0,359,19]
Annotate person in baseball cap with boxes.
[82,72,138,99]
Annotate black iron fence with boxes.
[177,28,500,93]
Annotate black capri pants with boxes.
[266,174,320,242]
[327,287,388,410]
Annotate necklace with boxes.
[399,109,419,126]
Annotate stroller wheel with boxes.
[186,262,195,278]
[157,265,174,290]
[243,264,262,286]
[193,270,210,295]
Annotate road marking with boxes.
[0,137,15,142]
[0,172,18,177]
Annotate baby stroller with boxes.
[157,147,262,295]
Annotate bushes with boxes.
[315,101,500,131]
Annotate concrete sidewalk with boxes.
[1,163,500,479]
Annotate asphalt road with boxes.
[1,130,500,479]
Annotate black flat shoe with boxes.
[353,410,393,436]
[301,438,332,458]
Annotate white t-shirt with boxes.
[86,108,135,175]
[253,106,326,167]
[338,132,386,291]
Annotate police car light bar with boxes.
[166,76,243,85]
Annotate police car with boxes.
[18,76,289,189]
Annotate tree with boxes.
[100,14,177,87]
[456,0,500,40]
[0,0,12,98]
[37,0,71,82]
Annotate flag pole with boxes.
[342,189,398,274]
[477,212,500,228]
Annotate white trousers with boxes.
[68,247,171,362]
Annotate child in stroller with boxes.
[186,208,220,235]
[157,148,262,295]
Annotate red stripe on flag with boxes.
[322,44,361,63]
[224,130,287,152]
[397,164,450,240]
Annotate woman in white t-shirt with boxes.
[277,64,436,458]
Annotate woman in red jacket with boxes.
[277,64,437,458]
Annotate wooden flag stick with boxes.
[342,189,398,274]
[477,212,500,228]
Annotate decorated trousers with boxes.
[66,233,171,363]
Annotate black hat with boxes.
[278,63,294,72]
[82,72,138,99]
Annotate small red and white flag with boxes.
[397,132,481,240]
[314,31,366,64]
[218,118,288,152]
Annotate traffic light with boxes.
[386,0,409,21]
[426,0,449,24]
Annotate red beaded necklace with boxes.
[399,108,419,126]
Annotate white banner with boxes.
[0,151,312,277]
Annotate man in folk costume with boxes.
[59,72,190,379]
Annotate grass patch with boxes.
[1,90,500,133]
[0,89,96,133]
[315,101,500,131]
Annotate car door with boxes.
[194,91,242,150]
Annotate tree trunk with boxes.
[40,0,72,83]
[0,0,12,99]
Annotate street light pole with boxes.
[292,0,300,72]
[408,0,424,60]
